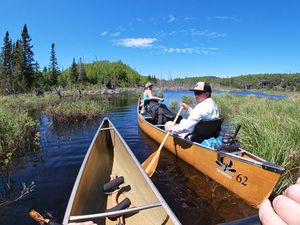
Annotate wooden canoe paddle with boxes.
[142,106,183,177]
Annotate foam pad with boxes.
[103,176,124,193]
[106,198,131,220]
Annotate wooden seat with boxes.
[186,118,224,144]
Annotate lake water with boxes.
[0,90,286,225]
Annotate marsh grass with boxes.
[214,95,300,193]
[0,94,110,166]
[44,97,110,124]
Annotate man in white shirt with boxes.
[165,81,219,138]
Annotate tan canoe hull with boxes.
[138,108,284,208]
[63,118,181,225]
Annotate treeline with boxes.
[0,24,63,94]
[172,73,300,91]
[0,25,38,94]
[59,59,152,88]
[0,24,152,95]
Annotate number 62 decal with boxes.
[236,174,248,186]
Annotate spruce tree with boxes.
[11,40,24,92]
[78,57,87,83]
[70,58,78,83]
[48,43,60,86]
[0,31,12,94]
[21,24,35,90]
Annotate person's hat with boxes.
[189,82,212,93]
[145,82,153,88]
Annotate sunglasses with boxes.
[194,91,204,96]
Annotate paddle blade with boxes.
[142,150,160,177]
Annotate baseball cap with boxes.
[189,82,212,93]
[145,82,153,88]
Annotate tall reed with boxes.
[214,94,300,193]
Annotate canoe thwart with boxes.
[103,176,124,194]
[106,198,131,220]
[100,127,114,131]
[69,201,163,221]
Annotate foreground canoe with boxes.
[63,118,181,225]
[137,100,284,208]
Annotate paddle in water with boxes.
[142,106,183,177]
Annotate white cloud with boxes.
[115,38,158,48]
[163,47,220,55]
[101,31,108,36]
[179,29,226,38]
[110,32,121,37]
[168,15,176,23]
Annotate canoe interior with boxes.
[137,99,284,208]
[64,119,177,225]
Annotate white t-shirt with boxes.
[173,98,219,135]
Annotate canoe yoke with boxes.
[69,164,163,222]
[106,198,131,220]
[69,201,163,221]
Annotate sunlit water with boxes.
[0,90,286,225]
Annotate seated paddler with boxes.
[165,81,219,139]
[143,82,164,105]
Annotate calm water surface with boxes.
[0,90,285,225]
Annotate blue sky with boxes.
[1,0,300,78]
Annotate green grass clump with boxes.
[44,97,110,124]
[214,94,300,193]
[0,107,39,164]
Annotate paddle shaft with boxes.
[146,106,182,167]
[143,106,183,176]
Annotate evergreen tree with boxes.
[48,43,60,86]
[21,24,35,90]
[70,58,78,83]
[78,57,87,83]
[0,31,12,94]
[11,40,24,92]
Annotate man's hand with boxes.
[259,178,300,225]
[180,102,189,110]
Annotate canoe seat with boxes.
[185,118,224,144]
